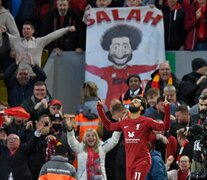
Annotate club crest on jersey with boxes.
[128,131,135,138]
[136,123,140,130]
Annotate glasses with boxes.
[19,72,29,76]
[7,138,19,143]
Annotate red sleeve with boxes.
[164,103,170,131]
[97,104,122,131]
[149,119,164,131]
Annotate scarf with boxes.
[197,3,207,41]
[151,73,173,89]
[176,139,189,164]
[45,139,58,161]
[87,147,102,180]
[177,169,190,180]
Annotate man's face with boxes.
[33,85,47,100]
[163,90,176,103]
[146,95,159,107]
[109,37,132,67]
[39,116,51,135]
[7,134,20,151]
[159,63,171,81]
[112,108,128,121]
[129,98,142,113]
[128,77,141,91]
[179,156,190,172]
[22,24,34,39]
[198,66,207,76]
[49,104,62,115]
[156,101,164,113]
[175,111,189,123]
[16,69,30,85]
[57,0,69,16]
[199,99,207,111]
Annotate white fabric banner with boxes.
[85,6,165,107]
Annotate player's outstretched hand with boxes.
[163,96,170,106]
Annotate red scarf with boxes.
[86,147,102,180]
[151,73,173,89]
[45,139,58,161]
[178,169,190,180]
[176,139,189,164]
[197,3,207,41]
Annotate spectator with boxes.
[45,113,75,164]
[41,0,86,54]
[4,53,47,107]
[145,88,160,108]
[49,99,63,117]
[26,114,52,180]
[75,81,101,141]
[5,20,75,70]
[0,0,20,36]
[66,117,121,180]
[176,129,193,163]
[97,96,170,180]
[120,74,143,109]
[39,141,77,180]
[190,93,207,125]
[163,85,183,106]
[144,61,180,97]
[169,105,190,138]
[161,0,185,50]
[179,58,207,107]
[184,0,207,50]
[21,81,52,121]
[0,119,44,180]
[166,155,191,180]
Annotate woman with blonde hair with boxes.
[66,117,121,180]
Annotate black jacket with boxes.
[4,63,47,107]
[40,8,86,52]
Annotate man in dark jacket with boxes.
[179,58,207,107]
[144,61,180,98]
[40,0,86,54]
[4,53,47,107]
[0,120,44,180]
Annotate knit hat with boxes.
[192,58,207,71]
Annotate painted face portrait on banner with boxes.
[85,7,165,108]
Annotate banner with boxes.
[85,6,165,107]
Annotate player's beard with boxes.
[129,105,139,113]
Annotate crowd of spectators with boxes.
[1,0,207,179]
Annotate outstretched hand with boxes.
[96,100,104,107]
[65,114,76,130]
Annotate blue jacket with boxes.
[146,150,168,180]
